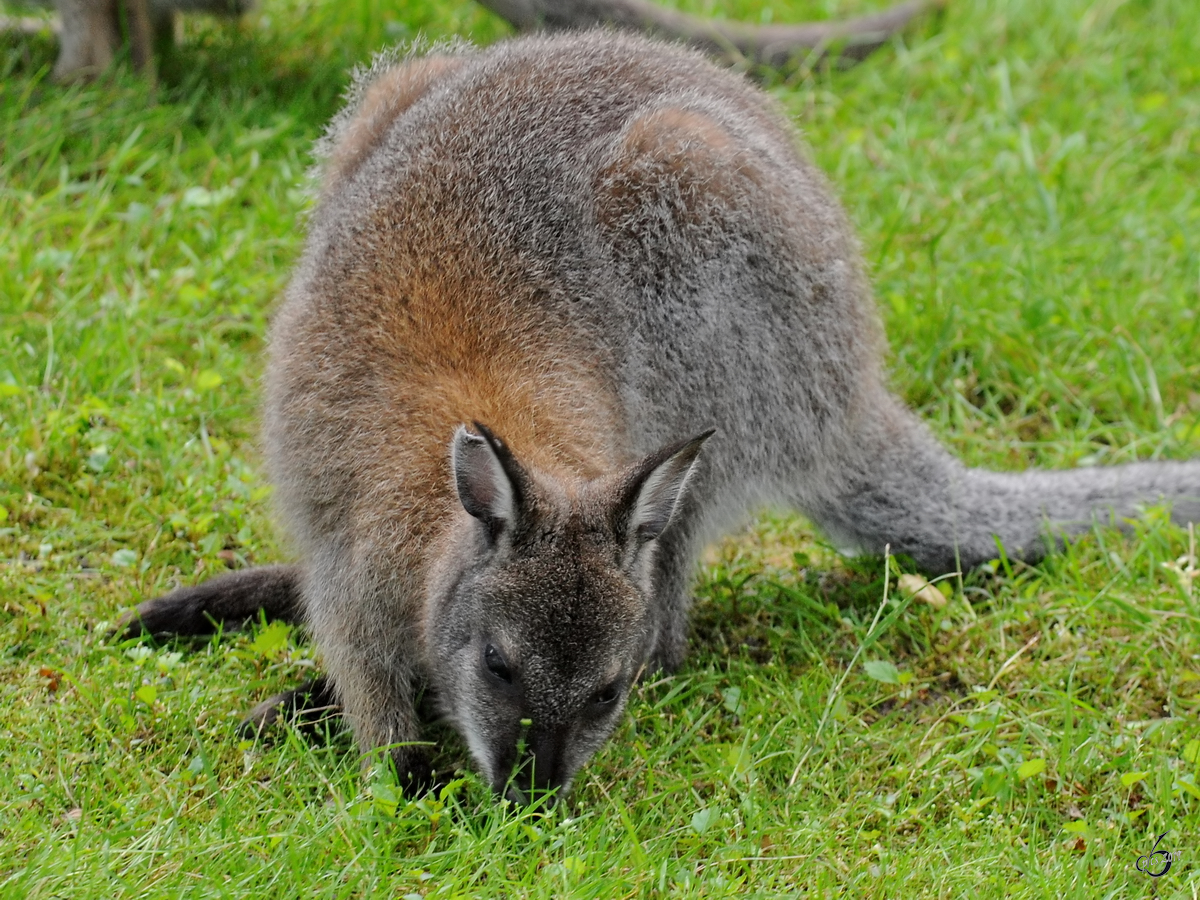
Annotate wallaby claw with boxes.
[238,677,341,740]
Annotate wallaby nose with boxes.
[529,727,565,791]
[503,783,559,809]
[503,768,559,807]
[504,726,568,805]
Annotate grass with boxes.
[1,0,1199,896]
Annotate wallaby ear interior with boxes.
[451,423,527,533]
[620,429,715,543]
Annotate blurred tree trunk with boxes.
[474,0,944,67]
[4,0,943,82]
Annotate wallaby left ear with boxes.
[617,429,715,544]
[451,422,530,540]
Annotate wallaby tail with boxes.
[806,394,1200,573]
[117,564,303,640]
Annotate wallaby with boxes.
[121,31,1200,802]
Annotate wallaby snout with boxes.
[492,722,574,805]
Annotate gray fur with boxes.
[129,32,1199,800]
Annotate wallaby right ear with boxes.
[616,429,715,545]
[451,423,529,538]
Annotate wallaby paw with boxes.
[238,677,341,740]
[113,567,301,641]
[390,748,441,798]
[114,593,208,641]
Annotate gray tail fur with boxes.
[808,395,1200,573]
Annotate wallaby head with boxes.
[425,423,711,800]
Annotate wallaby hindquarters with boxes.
[124,32,1200,800]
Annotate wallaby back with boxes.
[124,31,1200,799]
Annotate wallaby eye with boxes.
[594,682,620,706]
[484,644,512,684]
